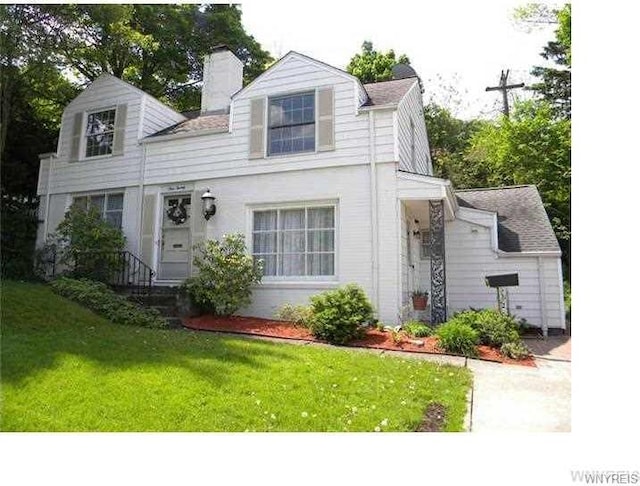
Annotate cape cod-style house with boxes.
[36,46,565,335]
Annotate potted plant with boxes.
[411,290,429,310]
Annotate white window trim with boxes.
[81,106,117,161]
[248,200,338,282]
[265,89,319,159]
[70,190,125,228]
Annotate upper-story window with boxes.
[268,92,315,156]
[85,108,116,158]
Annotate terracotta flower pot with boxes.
[412,295,428,310]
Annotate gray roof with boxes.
[362,77,417,106]
[148,77,417,138]
[151,113,229,137]
[455,185,560,253]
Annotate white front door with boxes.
[158,195,192,280]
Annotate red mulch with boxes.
[182,315,536,367]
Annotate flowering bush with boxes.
[182,234,262,316]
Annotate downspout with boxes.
[537,256,548,337]
[368,111,379,314]
[138,143,147,258]
[43,154,54,239]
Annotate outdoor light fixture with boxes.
[413,230,421,238]
[201,188,216,220]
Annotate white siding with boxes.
[397,81,431,175]
[141,94,185,138]
[373,110,396,163]
[44,194,69,240]
[375,164,401,324]
[51,75,144,194]
[37,158,50,196]
[145,164,375,320]
[443,217,564,329]
[144,55,373,184]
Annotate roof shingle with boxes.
[362,77,417,106]
[150,113,229,137]
[455,185,560,253]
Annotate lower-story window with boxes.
[252,205,335,277]
[72,192,124,228]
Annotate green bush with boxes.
[53,205,126,282]
[50,277,167,329]
[274,303,313,328]
[435,321,479,357]
[182,234,262,316]
[449,309,520,347]
[500,341,531,360]
[308,284,375,345]
[403,320,433,338]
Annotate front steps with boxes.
[120,286,184,328]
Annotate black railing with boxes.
[73,250,154,295]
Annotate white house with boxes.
[36,46,565,335]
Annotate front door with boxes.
[158,195,191,280]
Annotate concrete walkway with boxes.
[467,357,571,432]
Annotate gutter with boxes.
[496,250,562,258]
[368,111,379,314]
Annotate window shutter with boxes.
[249,98,265,159]
[70,112,84,161]
[190,190,207,274]
[141,194,157,268]
[317,88,334,152]
[112,104,128,156]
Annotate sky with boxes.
[241,0,559,120]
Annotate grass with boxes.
[1,281,472,432]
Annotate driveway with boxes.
[467,337,571,432]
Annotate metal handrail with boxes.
[73,250,155,294]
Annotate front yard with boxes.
[1,282,472,432]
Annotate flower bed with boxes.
[183,316,536,367]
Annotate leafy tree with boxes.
[346,41,410,83]
[424,102,488,186]
[517,3,571,118]
[465,100,571,267]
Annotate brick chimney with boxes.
[201,46,243,114]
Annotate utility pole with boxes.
[485,70,524,117]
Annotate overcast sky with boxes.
[242,0,558,119]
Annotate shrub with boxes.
[435,321,479,357]
[450,309,520,347]
[403,320,433,338]
[274,303,313,328]
[182,234,262,316]
[50,277,167,329]
[308,284,375,345]
[53,205,126,282]
[500,341,531,360]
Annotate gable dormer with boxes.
[233,52,367,160]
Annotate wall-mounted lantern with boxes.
[201,188,216,220]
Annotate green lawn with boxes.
[1,281,472,432]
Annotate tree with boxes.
[423,102,488,187]
[23,4,272,110]
[1,4,273,199]
[517,3,571,118]
[346,41,410,83]
[464,100,571,267]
